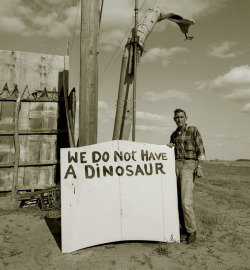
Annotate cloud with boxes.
[99,30,126,52]
[197,65,250,90]
[144,90,191,102]
[0,16,28,36]
[0,0,230,42]
[211,65,250,89]
[98,101,108,110]
[141,47,188,67]
[0,0,31,35]
[0,0,78,38]
[137,111,167,122]
[195,81,208,90]
[135,111,174,136]
[241,103,250,114]
[208,41,238,59]
[223,89,250,103]
[195,65,250,113]
[160,0,230,19]
[136,124,170,134]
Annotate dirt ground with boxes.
[0,161,250,270]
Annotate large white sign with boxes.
[61,140,179,253]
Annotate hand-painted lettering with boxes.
[92,151,101,163]
[64,165,77,179]
[68,151,78,163]
[80,152,87,163]
[155,163,166,174]
[85,165,95,179]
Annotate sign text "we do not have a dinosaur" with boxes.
[64,148,169,180]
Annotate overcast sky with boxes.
[1,0,250,160]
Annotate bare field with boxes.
[0,161,250,270]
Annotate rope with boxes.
[70,0,80,58]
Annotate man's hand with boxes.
[167,143,175,148]
[195,167,203,178]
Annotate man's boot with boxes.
[187,231,196,244]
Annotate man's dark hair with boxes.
[174,109,186,117]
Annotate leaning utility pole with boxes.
[132,0,139,142]
[113,7,195,141]
[79,0,99,146]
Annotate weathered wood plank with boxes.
[0,184,57,192]
[19,101,30,130]
[0,129,67,135]
[0,160,59,168]
[0,50,65,95]
[16,185,60,199]
[0,97,65,102]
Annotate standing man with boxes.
[168,109,205,244]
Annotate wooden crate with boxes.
[0,50,69,195]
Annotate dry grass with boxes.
[194,161,250,252]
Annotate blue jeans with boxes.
[175,160,197,234]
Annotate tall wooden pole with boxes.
[79,0,99,146]
[132,0,138,141]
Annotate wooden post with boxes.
[112,47,130,140]
[79,0,99,146]
[12,85,24,201]
[63,69,75,147]
[69,88,76,135]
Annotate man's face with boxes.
[174,112,187,128]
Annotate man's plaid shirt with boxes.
[170,124,205,160]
